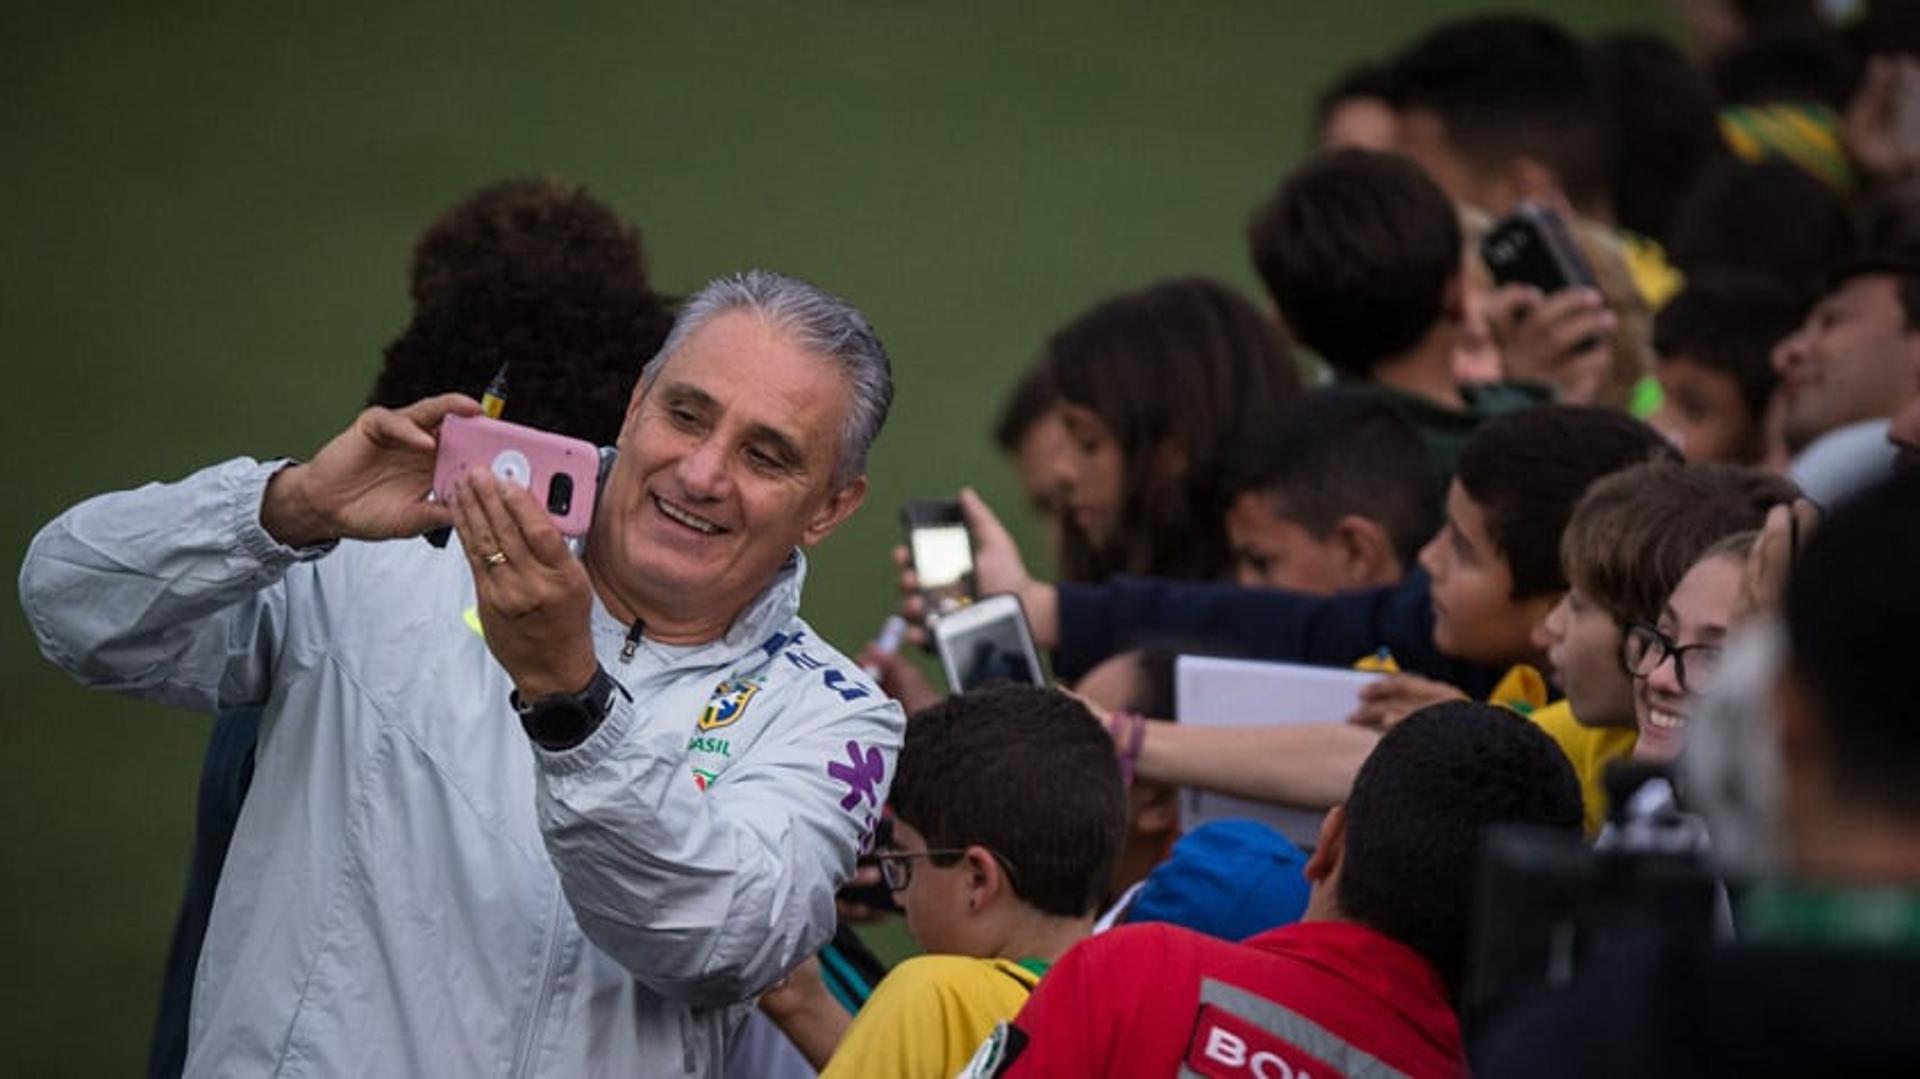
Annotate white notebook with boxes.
[1173,655,1384,847]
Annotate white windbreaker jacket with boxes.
[20,457,905,1077]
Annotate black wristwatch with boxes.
[511,666,622,751]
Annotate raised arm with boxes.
[22,457,305,711]
[21,395,479,710]
[1051,571,1498,694]
[1079,693,1379,811]
[917,490,1498,694]
[1134,719,1380,809]
[257,393,477,547]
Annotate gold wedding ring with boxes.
[483,550,508,568]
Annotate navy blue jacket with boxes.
[1052,567,1505,701]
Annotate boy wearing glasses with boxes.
[790,685,1125,1079]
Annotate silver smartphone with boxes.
[932,592,1044,693]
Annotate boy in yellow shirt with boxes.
[765,685,1126,1079]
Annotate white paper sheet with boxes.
[1173,655,1384,847]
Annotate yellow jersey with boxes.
[1530,698,1638,837]
[820,954,1044,1079]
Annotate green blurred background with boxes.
[3,2,1669,1070]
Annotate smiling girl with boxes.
[1625,532,1759,764]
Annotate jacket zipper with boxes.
[513,620,641,1074]
[510,888,567,1078]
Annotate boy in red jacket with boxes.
[962,701,1582,1079]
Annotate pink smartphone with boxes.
[432,414,600,537]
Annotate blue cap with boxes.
[1122,819,1312,942]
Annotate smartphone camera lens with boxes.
[546,473,574,516]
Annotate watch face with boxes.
[527,698,593,747]
[518,669,616,750]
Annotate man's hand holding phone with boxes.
[262,393,482,549]
[260,396,605,700]
[449,466,599,700]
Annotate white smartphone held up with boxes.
[932,592,1045,693]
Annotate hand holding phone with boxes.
[932,592,1045,693]
[261,394,482,549]
[901,499,976,616]
[1481,203,1616,395]
[433,414,599,537]
[1481,202,1595,295]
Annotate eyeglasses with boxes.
[874,848,969,891]
[1620,622,1723,693]
[873,846,1020,892]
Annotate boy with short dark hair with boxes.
[804,685,1126,1079]
[1648,270,1803,465]
[1247,150,1545,479]
[1224,389,1440,594]
[1414,405,1660,672]
[1668,160,1854,297]
[1249,149,1464,389]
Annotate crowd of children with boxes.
[826,6,1920,1076]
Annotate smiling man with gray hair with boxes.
[21,269,904,1076]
